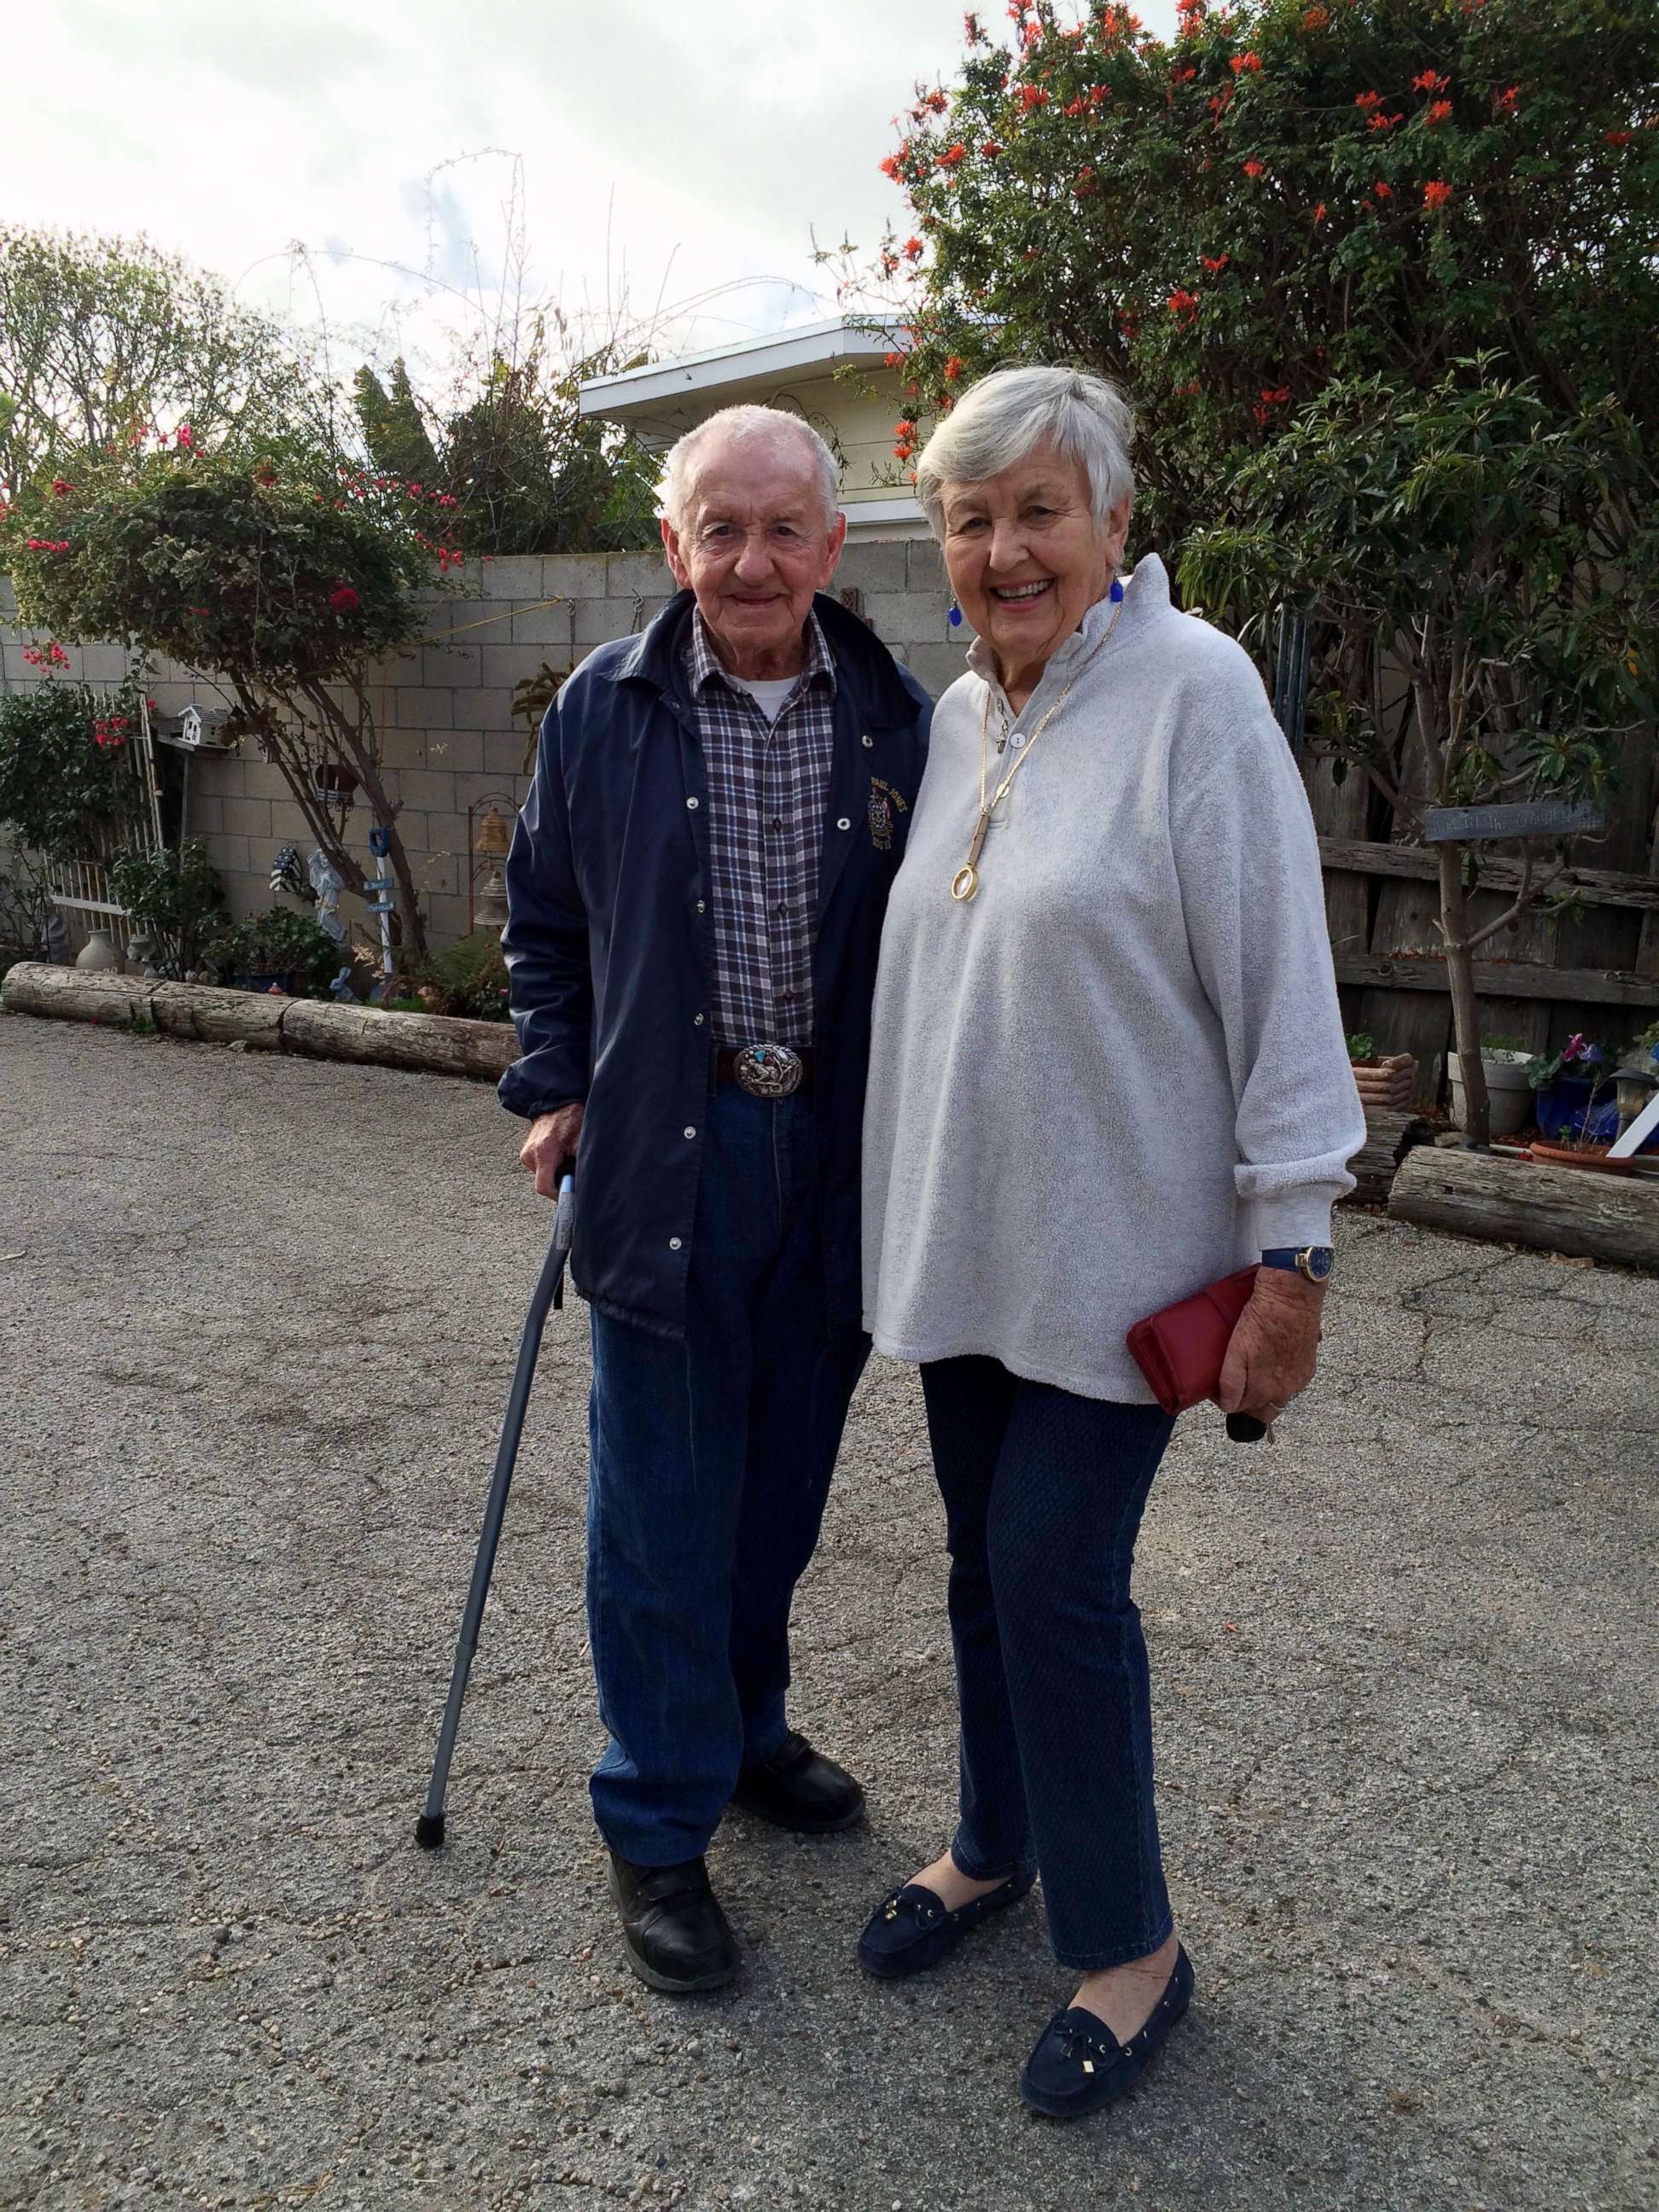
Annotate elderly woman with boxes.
[858,365,1365,2119]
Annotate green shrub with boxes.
[108,840,226,978]
[419,928,511,1022]
[208,905,342,996]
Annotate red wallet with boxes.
[1125,1266,1260,1416]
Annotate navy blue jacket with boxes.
[499,589,932,1340]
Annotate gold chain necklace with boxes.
[949,589,1127,904]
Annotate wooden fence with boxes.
[1304,723,1659,1106]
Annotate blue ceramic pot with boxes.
[1535,1075,1621,1145]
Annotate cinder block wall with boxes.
[0,540,963,950]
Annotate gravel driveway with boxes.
[3,1015,1655,2212]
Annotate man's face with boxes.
[661,434,847,674]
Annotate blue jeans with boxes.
[919,1358,1177,1971]
[586,1085,869,1865]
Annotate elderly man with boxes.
[500,406,931,1991]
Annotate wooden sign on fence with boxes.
[1421,800,1605,843]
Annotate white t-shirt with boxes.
[727,676,798,725]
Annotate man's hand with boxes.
[1215,1267,1326,1426]
[519,1103,585,1199]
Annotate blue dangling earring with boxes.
[948,598,963,628]
[1109,577,1125,603]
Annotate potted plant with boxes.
[1526,1035,1621,1146]
[1525,1036,1631,1174]
[1448,1034,1534,1140]
[207,905,345,998]
[1347,1032,1416,1116]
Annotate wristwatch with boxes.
[1260,1245,1334,1285]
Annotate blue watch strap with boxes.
[1260,1245,1333,1280]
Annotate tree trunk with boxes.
[300,680,428,956]
[1436,841,1491,1143]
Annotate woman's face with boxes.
[939,445,1131,681]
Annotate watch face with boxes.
[1303,1247,1335,1283]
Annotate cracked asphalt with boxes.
[3,1012,1656,2212]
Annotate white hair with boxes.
[660,405,841,531]
[914,364,1136,538]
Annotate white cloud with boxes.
[3,0,1178,379]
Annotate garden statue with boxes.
[306,848,346,943]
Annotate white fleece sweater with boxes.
[861,553,1366,1403]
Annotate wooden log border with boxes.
[1,963,517,1081]
[1389,1144,1659,1272]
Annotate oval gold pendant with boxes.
[951,864,979,903]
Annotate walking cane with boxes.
[416,1173,575,1848]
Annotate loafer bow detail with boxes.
[1019,1945,1194,2119]
[857,1870,1034,1981]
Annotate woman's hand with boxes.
[1215,1269,1326,1427]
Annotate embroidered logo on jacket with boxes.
[868,777,911,852]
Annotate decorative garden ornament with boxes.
[306,848,346,942]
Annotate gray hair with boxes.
[661,405,841,532]
[914,364,1136,538]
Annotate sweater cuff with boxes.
[1249,1188,1341,1253]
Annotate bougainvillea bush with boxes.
[0,672,153,863]
[3,438,462,951]
[851,0,1659,1136]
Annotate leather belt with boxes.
[715,1043,814,1097]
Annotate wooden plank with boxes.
[1317,836,1659,916]
[1336,954,1659,1010]
[1305,760,1372,956]
[0,963,157,1027]
[1343,1110,1434,1207]
[1423,801,1605,842]
[1354,869,1448,1107]
[1389,1144,1659,1272]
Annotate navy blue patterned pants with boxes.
[919,1358,1177,1970]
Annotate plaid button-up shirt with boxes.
[684,609,837,1048]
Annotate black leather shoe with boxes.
[731,1732,865,1834]
[608,1852,738,1994]
[1019,1946,1194,2120]
[857,1870,1035,1980]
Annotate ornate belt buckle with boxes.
[732,1043,803,1099]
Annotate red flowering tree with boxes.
[2,439,457,951]
[843,0,1659,1137]
[858,0,1656,534]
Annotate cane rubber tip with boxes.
[415,1813,446,1849]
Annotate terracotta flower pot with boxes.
[1526,1141,1633,1178]
[1352,1051,1416,1115]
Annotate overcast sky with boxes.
[9,0,1177,382]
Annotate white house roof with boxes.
[577,314,902,428]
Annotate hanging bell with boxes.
[474,864,509,931]
[474,804,512,859]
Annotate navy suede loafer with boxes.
[856,1870,1035,1981]
[1019,1946,1194,2120]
